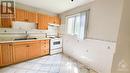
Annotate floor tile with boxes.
[0,67,17,73]
[0,53,97,73]
[14,68,27,73]
[26,70,38,73]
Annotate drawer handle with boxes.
[9,44,12,46]
[26,45,30,47]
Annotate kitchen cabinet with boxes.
[13,41,41,62]
[0,44,13,67]
[48,16,61,25]
[16,8,26,21]
[0,40,50,67]
[0,5,14,28]
[38,14,49,30]
[41,40,50,56]
[28,41,41,59]
[54,16,61,25]
[1,18,12,28]
[1,7,61,28]
[16,8,37,23]
[38,13,61,30]
[0,45,2,66]
[0,17,1,27]
[1,14,15,28]
[28,12,37,23]
[13,44,28,63]
[48,16,54,24]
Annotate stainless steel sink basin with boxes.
[14,38,37,41]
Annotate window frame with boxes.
[65,10,90,40]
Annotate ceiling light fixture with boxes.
[71,0,74,2]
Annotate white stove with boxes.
[50,38,62,55]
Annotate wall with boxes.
[15,2,57,16]
[60,0,123,42]
[111,0,130,73]
[60,0,124,73]
[63,35,116,73]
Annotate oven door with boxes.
[51,38,62,50]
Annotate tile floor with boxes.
[0,53,92,73]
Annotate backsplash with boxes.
[12,21,37,30]
[0,26,59,41]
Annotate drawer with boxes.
[13,40,40,45]
[41,49,49,55]
[41,46,49,50]
[41,40,49,43]
[41,43,49,47]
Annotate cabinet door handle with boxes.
[26,45,30,47]
[25,19,28,21]
[9,44,12,46]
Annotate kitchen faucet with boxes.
[25,31,29,39]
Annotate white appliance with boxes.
[50,38,62,54]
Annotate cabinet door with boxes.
[0,6,14,28]
[48,16,61,25]
[0,45,2,66]
[54,16,61,25]
[41,40,49,56]
[24,10,29,21]
[37,14,44,29]
[1,18,12,28]
[1,14,14,28]
[13,44,28,63]
[38,14,48,30]
[0,44,13,66]
[44,15,49,29]
[28,12,37,23]
[28,43,41,59]
[16,9,26,21]
[48,16,55,24]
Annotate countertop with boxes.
[0,38,51,44]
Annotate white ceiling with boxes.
[15,0,94,14]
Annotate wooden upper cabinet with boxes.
[16,8,37,23]
[16,8,25,21]
[48,16,61,25]
[0,45,2,66]
[0,5,14,28]
[1,7,61,28]
[1,18,12,28]
[28,12,37,23]
[37,13,49,30]
[48,16,54,23]
[1,13,14,28]
[54,16,61,25]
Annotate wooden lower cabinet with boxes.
[0,44,13,67]
[13,44,28,63]
[28,43,41,59]
[41,40,49,56]
[13,41,41,62]
[0,40,50,67]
